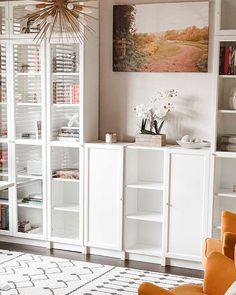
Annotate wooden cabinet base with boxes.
[135,134,166,147]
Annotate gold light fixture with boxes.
[22,0,97,43]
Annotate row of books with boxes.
[221,135,236,152]
[0,205,9,230]
[57,127,80,142]
[53,82,80,104]
[52,52,79,73]
[219,46,236,75]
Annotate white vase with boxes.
[229,87,236,110]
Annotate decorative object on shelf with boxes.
[113,2,209,72]
[18,220,31,233]
[57,113,80,141]
[53,168,80,180]
[105,132,117,144]
[176,135,210,149]
[233,185,236,193]
[21,193,43,205]
[22,0,97,43]
[229,88,236,110]
[19,64,30,73]
[134,89,177,147]
[221,134,236,152]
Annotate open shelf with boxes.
[51,141,81,148]
[126,244,162,257]
[15,72,41,76]
[126,211,163,223]
[52,72,80,76]
[215,189,236,198]
[15,139,42,146]
[126,181,163,191]
[53,204,80,213]
[0,199,8,205]
[218,110,236,114]
[53,103,80,108]
[16,103,42,107]
[18,201,43,209]
[52,178,80,183]
[16,227,43,239]
[219,75,236,79]
[214,151,236,158]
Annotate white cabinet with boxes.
[0,0,99,249]
[84,144,210,268]
[85,144,124,251]
[166,150,210,262]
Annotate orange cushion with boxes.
[202,238,222,268]
[222,211,236,238]
[172,284,204,294]
[203,252,236,295]
[138,282,174,295]
[223,232,236,260]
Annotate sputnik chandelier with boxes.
[23,0,97,43]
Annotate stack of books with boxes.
[53,82,80,104]
[0,148,8,173]
[221,135,236,152]
[219,46,236,75]
[57,127,80,142]
[52,51,78,73]
[0,205,9,230]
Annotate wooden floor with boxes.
[0,242,203,279]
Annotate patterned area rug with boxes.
[0,250,203,295]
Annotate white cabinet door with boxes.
[85,144,124,251]
[166,151,210,261]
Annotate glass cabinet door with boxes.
[0,4,7,37]
[50,43,81,144]
[12,3,40,36]
[12,41,45,239]
[49,42,82,243]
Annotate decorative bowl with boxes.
[176,140,210,149]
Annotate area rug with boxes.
[0,249,203,295]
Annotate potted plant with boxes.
[135,89,177,146]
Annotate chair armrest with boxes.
[203,252,236,295]
[138,283,174,295]
[223,232,236,260]
[202,238,222,268]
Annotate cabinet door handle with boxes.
[166,203,172,207]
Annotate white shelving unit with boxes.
[0,1,99,250]
[124,146,166,262]
[212,0,236,238]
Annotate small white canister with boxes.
[105,132,117,144]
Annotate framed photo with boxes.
[113,2,209,73]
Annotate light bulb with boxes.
[67,3,74,10]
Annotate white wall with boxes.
[99,0,215,144]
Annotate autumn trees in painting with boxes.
[113,3,209,72]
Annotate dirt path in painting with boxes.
[144,43,203,72]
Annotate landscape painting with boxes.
[113,2,209,72]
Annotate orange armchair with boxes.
[202,211,236,265]
[138,252,236,295]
